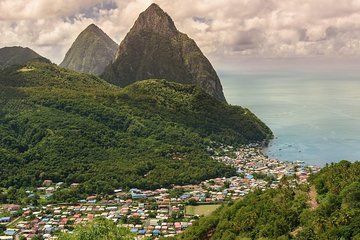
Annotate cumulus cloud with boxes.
[1,0,360,63]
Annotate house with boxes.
[149,219,159,226]
[23,210,32,216]
[0,217,11,223]
[129,188,141,194]
[87,196,97,201]
[131,193,146,199]
[43,180,53,186]
[2,204,20,212]
[0,236,13,240]
[3,229,17,236]
[70,183,80,188]
[153,229,160,236]
[45,187,55,196]
[130,228,138,233]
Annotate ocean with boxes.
[219,64,360,166]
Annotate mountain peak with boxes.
[80,24,109,40]
[148,3,162,10]
[60,24,118,75]
[132,3,177,35]
[84,23,104,35]
[0,46,48,69]
[102,3,227,102]
[85,23,99,31]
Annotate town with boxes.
[0,145,320,239]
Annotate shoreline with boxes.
[213,143,321,186]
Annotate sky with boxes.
[1,0,360,67]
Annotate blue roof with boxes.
[4,230,17,236]
[138,230,146,234]
[130,228,138,233]
[129,188,141,193]
[180,194,190,199]
[132,193,146,198]
[0,217,11,221]
[246,174,254,179]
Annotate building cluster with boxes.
[0,145,320,239]
[214,145,320,185]
[1,199,193,239]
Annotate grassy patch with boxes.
[185,204,221,217]
[17,66,35,72]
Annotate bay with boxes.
[220,68,360,166]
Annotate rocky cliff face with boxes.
[0,46,45,69]
[60,24,118,75]
[102,3,226,102]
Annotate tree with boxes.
[0,225,6,234]
[58,218,135,240]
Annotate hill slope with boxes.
[179,160,360,240]
[0,46,47,69]
[102,3,226,102]
[60,24,118,75]
[0,61,272,194]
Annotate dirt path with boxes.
[308,186,319,210]
[6,215,21,227]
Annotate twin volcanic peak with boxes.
[60,24,118,75]
[101,3,227,102]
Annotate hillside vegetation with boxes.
[178,161,360,240]
[58,218,135,240]
[0,61,272,195]
[0,46,47,69]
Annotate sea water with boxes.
[220,66,360,166]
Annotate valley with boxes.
[0,2,359,240]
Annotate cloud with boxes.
[0,0,110,20]
[1,0,360,64]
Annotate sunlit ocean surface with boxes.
[220,69,360,166]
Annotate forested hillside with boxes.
[0,60,272,195]
[179,161,360,240]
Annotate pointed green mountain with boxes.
[102,3,227,102]
[0,46,47,69]
[60,24,118,75]
[0,61,271,193]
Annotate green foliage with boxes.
[169,188,185,198]
[180,188,307,240]
[58,218,135,240]
[310,160,360,195]
[299,161,360,240]
[179,161,360,240]
[252,173,277,183]
[0,61,271,197]
[0,225,6,234]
